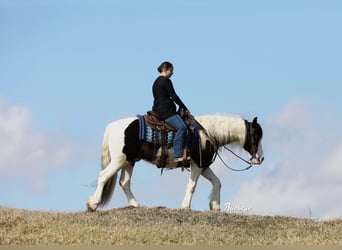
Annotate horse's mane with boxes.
[195,113,246,147]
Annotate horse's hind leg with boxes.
[87,160,123,211]
[119,163,139,207]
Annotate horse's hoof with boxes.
[209,202,221,212]
[86,201,97,212]
[180,206,191,210]
[87,206,96,213]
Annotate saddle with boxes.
[143,111,191,169]
[139,111,204,170]
[144,111,176,132]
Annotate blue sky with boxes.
[1,0,341,219]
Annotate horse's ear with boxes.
[252,117,258,124]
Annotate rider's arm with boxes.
[165,79,188,111]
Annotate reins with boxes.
[217,145,254,172]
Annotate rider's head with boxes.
[158,61,174,78]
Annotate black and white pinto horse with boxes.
[87,114,264,212]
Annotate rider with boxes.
[152,61,189,163]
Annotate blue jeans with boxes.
[165,114,187,158]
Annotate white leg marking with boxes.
[119,164,139,207]
[181,163,202,209]
[201,168,221,211]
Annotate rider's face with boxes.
[165,67,174,78]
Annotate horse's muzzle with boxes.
[251,155,264,165]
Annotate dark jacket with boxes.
[152,76,188,120]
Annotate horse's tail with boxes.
[99,125,117,207]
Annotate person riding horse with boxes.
[152,61,189,163]
[86,62,264,212]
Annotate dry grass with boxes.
[1,206,341,245]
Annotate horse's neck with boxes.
[196,114,246,147]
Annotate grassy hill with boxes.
[1,206,341,245]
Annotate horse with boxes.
[87,113,264,212]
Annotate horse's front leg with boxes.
[201,167,221,211]
[181,162,202,209]
[119,163,139,207]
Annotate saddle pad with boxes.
[137,115,174,146]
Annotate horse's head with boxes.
[244,117,264,165]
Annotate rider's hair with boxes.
[157,61,173,73]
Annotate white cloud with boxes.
[230,98,342,219]
[0,97,92,193]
